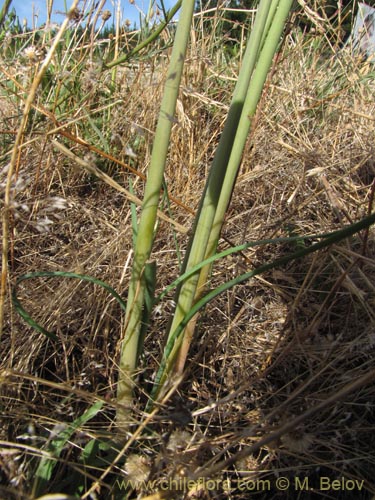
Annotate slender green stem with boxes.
[0,0,12,30]
[116,0,195,430]
[204,0,294,271]
[159,0,294,394]
[105,0,182,68]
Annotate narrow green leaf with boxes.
[138,260,157,361]
[129,179,139,247]
[12,272,127,340]
[33,401,103,496]
[149,211,375,402]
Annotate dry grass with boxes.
[1,7,375,500]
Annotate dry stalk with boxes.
[0,0,80,339]
[51,139,188,234]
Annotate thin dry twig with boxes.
[0,0,80,339]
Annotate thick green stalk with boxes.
[154,0,294,399]
[185,0,294,373]
[202,0,294,277]
[116,0,195,429]
[167,0,275,376]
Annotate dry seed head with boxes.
[23,45,46,63]
[3,31,11,49]
[83,151,97,164]
[47,196,68,211]
[125,146,137,159]
[23,46,38,62]
[81,63,101,92]
[236,455,260,478]
[166,430,192,452]
[68,8,82,22]
[44,22,59,32]
[281,431,314,453]
[35,216,54,233]
[101,10,111,22]
[124,454,151,486]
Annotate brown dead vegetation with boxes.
[1,9,375,499]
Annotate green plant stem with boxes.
[116,0,195,431]
[195,0,294,312]
[0,0,12,30]
[149,211,375,402]
[170,0,278,375]
[105,0,182,68]
[160,0,294,392]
